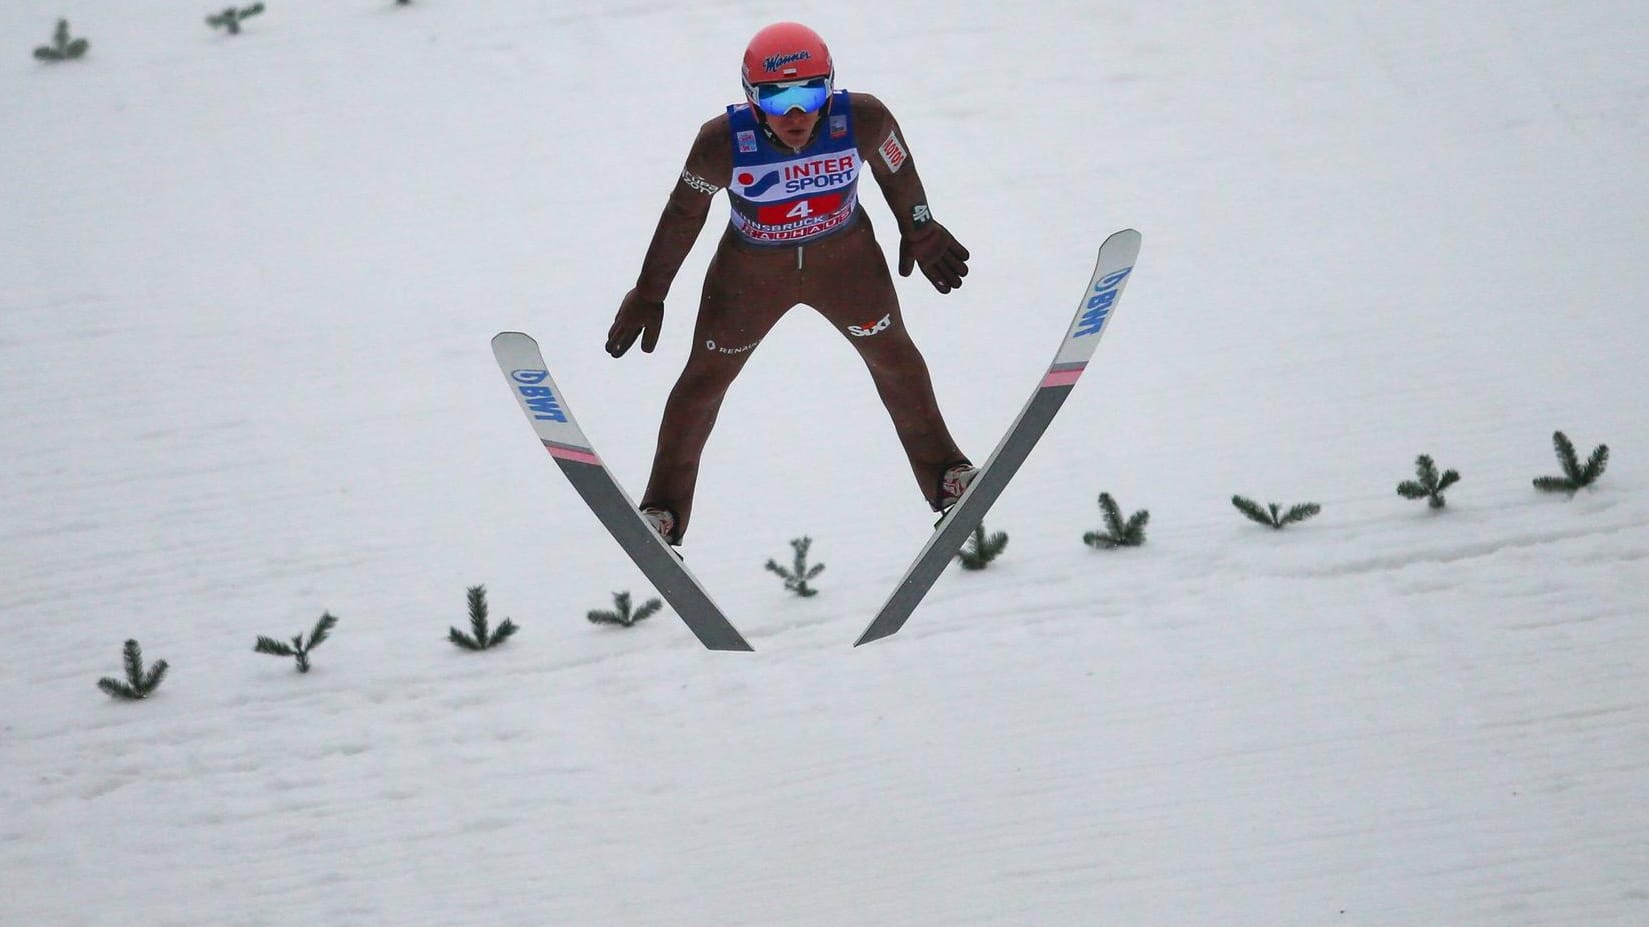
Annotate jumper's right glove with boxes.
[606,288,665,357]
[898,221,970,294]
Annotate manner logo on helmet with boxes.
[762,51,811,74]
[738,170,783,196]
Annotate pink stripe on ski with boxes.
[1041,366,1085,388]
[545,442,600,465]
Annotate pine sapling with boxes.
[1084,492,1149,548]
[765,536,825,597]
[1397,454,1461,509]
[449,585,519,651]
[207,3,265,35]
[34,19,89,61]
[255,611,338,673]
[1533,430,1609,494]
[956,521,1008,570]
[1232,495,1321,530]
[587,591,662,628]
[98,639,169,700]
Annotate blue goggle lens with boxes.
[753,78,831,116]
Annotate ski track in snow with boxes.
[3,2,1649,926]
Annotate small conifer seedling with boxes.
[1084,492,1149,548]
[98,639,169,700]
[1533,430,1609,494]
[207,3,265,35]
[1232,495,1321,530]
[765,536,825,597]
[1397,454,1461,509]
[587,591,662,628]
[449,585,519,650]
[956,521,1009,570]
[34,19,89,61]
[255,611,338,673]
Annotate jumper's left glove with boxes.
[898,221,970,294]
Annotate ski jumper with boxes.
[635,92,967,540]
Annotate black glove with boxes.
[898,221,969,293]
[606,289,665,357]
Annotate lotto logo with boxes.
[878,132,908,172]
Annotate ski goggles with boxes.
[749,77,832,116]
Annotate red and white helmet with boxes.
[740,22,835,116]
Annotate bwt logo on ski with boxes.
[1074,267,1133,338]
[510,368,566,422]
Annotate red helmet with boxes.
[740,22,834,108]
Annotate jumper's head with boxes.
[741,21,834,120]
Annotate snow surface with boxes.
[4,2,1648,925]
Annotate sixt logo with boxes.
[1073,267,1132,338]
[762,51,811,74]
[510,368,566,422]
[847,314,891,337]
[738,170,782,196]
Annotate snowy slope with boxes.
[3,2,1647,925]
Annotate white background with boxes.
[3,2,1646,924]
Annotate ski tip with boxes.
[1103,228,1142,252]
[491,330,535,347]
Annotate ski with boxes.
[491,332,753,652]
[855,228,1143,646]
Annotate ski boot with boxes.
[932,461,978,513]
[639,503,682,546]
